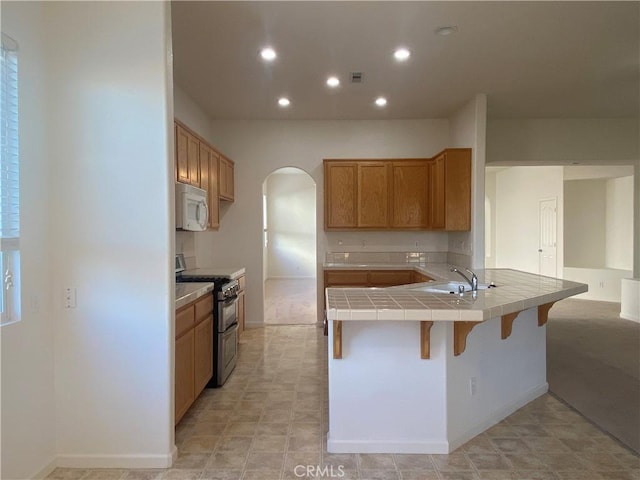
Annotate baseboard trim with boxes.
[56,452,174,469]
[327,383,548,454]
[620,313,640,323]
[448,383,549,452]
[326,435,449,454]
[30,456,57,479]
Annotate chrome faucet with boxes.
[451,267,478,291]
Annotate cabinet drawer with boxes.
[325,270,368,287]
[237,275,246,292]
[176,305,195,338]
[195,294,214,322]
[369,270,413,286]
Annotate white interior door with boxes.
[539,198,557,277]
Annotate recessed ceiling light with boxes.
[326,76,340,88]
[278,97,290,107]
[394,48,411,61]
[375,97,387,107]
[435,26,458,36]
[260,47,277,61]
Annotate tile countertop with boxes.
[176,282,215,309]
[325,266,588,322]
[182,267,245,280]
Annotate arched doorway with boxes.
[262,167,317,324]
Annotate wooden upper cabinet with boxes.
[324,150,471,231]
[199,144,220,229]
[391,161,430,229]
[430,149,471,231]
[219,156,235,202]
[324,161,358,229]
[174,120,235,228]
[358,163,390,228]
[429,156,446,229]
[175,124,199,186]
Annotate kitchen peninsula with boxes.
[324,263,587,454]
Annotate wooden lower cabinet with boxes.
[412,271,433,283]
[194,317,213,394]
[175,293,214,425]
[368,270,414,287]
[324,269,431,290]
[175,329,195,424]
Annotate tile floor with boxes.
[264,279,318,325]
[48,325,639,480]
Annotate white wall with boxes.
[45,1,174,469]
[564,267,632,302]
[606,176,634,270]
[265,170,316,279]
[448,94,487,269]
[1,3,56,478]
[193,119,450,326]
[564,179,607,268]
[492,167,564,275]
[173,84,214,145]
[484,169,497,268]
[487,118,639,165]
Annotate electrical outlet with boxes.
[64,287,77,309]
[470,377,477,396]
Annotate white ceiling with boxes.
[171,1,639,121]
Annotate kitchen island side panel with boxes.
[327,320,449,453]
[446,308,548,450]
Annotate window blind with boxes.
[1,33,19,243]
[1,32,20,325]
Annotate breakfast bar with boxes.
[325,266,587,454]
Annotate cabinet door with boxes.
[324,270,368,287]
[175,125,199,186]
[237,290,245,336]
[443,149,471,231]
[175,329,195,424]
[430,155,446,229]
[175,125,190,184]
[194,317,213,395]
[199,145,219,229]
[358,163,390,228]
[219,156,235,201]
[208,151,220,228]
[368,270,414,286]
[391,161,429,228]
[324,162,358,229]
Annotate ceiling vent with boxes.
[350,72,363,83]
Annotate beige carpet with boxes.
[264,278,318,325]
[547,297,640,453]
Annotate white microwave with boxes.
[175,182,209,231]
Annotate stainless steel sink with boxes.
[410,281,492,294]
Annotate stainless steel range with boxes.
[175,254,239,387]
